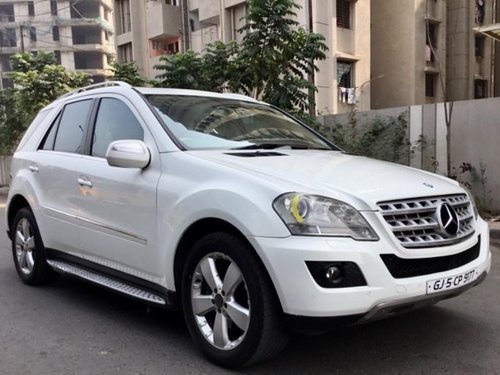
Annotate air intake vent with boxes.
[224,152,288,157]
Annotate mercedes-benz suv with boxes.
[5,82,492,368]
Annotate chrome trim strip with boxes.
[41,205,147,245]
[47,260,166,305]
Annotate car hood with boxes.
[187,150,463,210]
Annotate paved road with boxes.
[0,199,499,374]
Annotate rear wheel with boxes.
[11,207,59,285]
[181,232,289,368]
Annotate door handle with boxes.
[77,177,93,188]
[28,165,39,173]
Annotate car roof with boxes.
[136,87,262,103]
[41,81,266,115]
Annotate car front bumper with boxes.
[248,217,492,318]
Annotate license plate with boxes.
[426,268,478,295]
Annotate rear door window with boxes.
[51,99,92,153]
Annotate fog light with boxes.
[325,266,342,282]
[305,261,367,288]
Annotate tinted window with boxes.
[91,98,144,158]
[40,112,61,151]
[53,100,92,153]
[146,95,333,151]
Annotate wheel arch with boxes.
[173,217,283,311]
[6,194,31,239]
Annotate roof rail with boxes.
[58,81,132,99]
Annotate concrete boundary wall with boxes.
[319,97,500,213]
[0,156,11,187]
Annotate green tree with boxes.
[201,41,240,92]
[0,89,22,155]
[109,60,149,86]
[236,0,327,112]
[153,0,327,114]
[0,52,91,154]
[155,42,241,92]
[11,52,92,115]
[154,50,209,90]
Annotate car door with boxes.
[35,99,94,256]
[74,95,162,281]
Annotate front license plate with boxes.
[426,268,478,295]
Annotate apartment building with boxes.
[113,0,371,115]
[0,0,116,89]
[371,0,448,109]
[114,0,186,78]
[187,0,372,114]
[371,0,500,109]
[447,0,499,101]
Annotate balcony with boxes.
[147,2,182,39]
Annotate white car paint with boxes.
[6,83,492,319]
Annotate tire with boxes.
[11,207,59,285]
[181,232,289,368]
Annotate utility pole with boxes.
[306,0,316,117]
[19,25,25,53]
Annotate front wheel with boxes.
[181,232,289,368]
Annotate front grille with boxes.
[380,237,480,278]
[378,194,475,248]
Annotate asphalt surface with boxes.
[0,199,499,374]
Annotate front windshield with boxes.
[146,95,336,151]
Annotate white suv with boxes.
[5,82,492,368]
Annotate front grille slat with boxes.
[378,194,475,248]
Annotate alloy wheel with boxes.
[190,252,251,350]
[15,218,36,275]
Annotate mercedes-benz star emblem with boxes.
[436,203,460,236]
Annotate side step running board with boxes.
[47,260,167,306]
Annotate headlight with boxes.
[463,186,479,220]
[273,193,378,240]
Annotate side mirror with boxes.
[105,140,150,169]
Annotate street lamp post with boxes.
[358,74,385,111]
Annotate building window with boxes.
[119,0,132,34]
[2,78,13,89]
[0,54,13,71]
[337,0,351,29]
[425,73,436,97]
[52,26,60,42]
[0,4,15,22]
[54,50,61,65]
[475,35,485,58]
[0,28,17,47]
[426,21,438,63]
[29,27,37,42]
[474,79,487,99]
[50,0,57,15]
[337,60,354,88]
[475,0,485,25]
[28,1,35,16]
[119,43,133,62]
